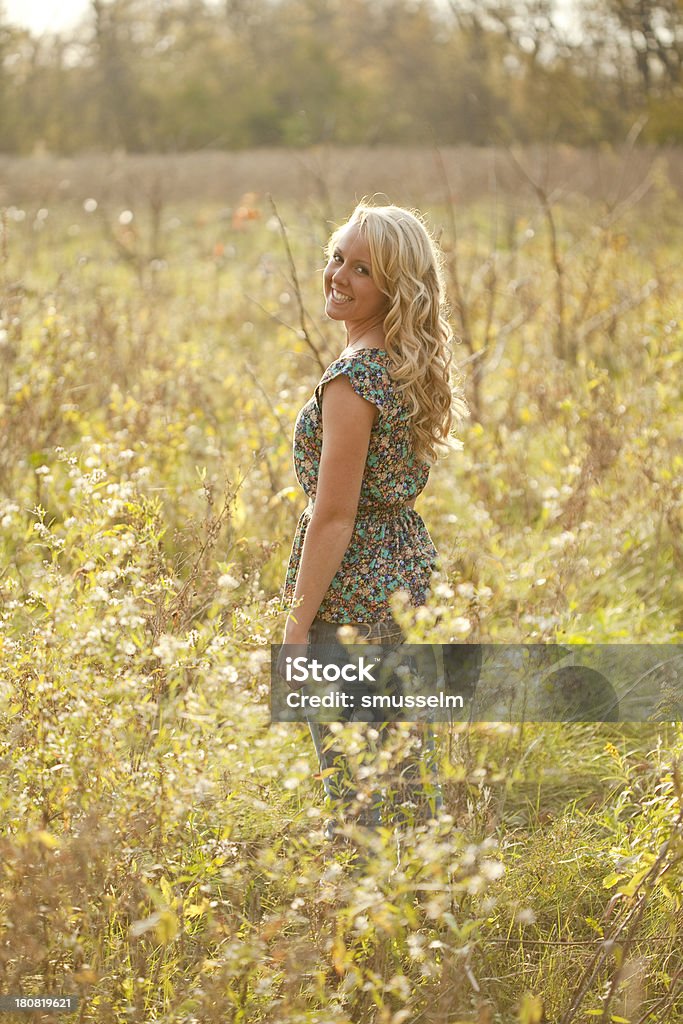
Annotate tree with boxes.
[607,0,683,93]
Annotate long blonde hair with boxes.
[328,201,467,463]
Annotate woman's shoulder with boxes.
[316,348,394,410]
[325,349,392,380]
[331,346,390,365]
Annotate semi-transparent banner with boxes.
[270,644,682,723]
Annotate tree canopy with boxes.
[1,0,682,153]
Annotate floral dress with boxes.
[283,348,438,624]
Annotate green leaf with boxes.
[603,871,624,889]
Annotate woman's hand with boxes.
[276,620,309,689]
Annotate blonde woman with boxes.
[280,201,466,836]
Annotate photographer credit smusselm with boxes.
[272,642,472,723]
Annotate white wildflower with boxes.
[152,633,187,666]
[217,573,240,591]
[451,617,471,635]
[480,859,506,881]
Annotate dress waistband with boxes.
[303,499,415,520]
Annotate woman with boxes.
[280,201,466,835]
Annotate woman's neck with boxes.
[343,327,386,353]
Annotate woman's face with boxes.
[322,223,389,327]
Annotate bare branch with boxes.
[267,194,326,373]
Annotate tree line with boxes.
[1,0,682,154]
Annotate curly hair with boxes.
[327,201,467,463]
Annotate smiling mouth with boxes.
[330,287,352,303]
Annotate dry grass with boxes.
[1,144,682,208]
[0,152,682,1021]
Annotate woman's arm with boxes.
[284,373,378,643]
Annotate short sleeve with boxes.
[315,357,390,413]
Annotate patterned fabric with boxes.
[283,348,438,624]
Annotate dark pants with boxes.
[305,616,443,829]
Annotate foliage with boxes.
[0,162,682,1020]
[2,0,683,153]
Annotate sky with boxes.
[4,0,582,38]
[4,0,87,34]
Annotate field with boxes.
[1,147,682,1023]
